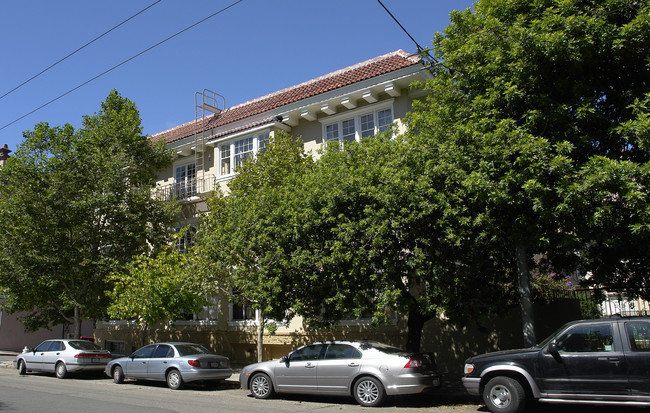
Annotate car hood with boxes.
[465,347,540,364]
[241,358,281,373]
[107,356,130,364]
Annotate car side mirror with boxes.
[281,355,289,364]
[548,342,562,362]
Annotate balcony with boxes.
[154,175,217,201]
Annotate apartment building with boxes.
[95,50,434,361]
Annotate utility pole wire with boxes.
[0,0,162,101]
[0,0,244,133]
[376,0,440,65]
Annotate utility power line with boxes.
[0,0,244,133]
[0,0,162,101]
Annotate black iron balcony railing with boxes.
[154,175,217,201]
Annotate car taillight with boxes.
[404,358,423,368]
[188,359,200,367]
[75,353,111,358]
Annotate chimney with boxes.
[0,144,11,167]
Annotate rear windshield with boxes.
[175,344,212,356]
[68,340,104,351]
[362,342,409,356]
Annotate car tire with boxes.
[250,373,275,399]
[166,369,184,390]
[55,362,68,379]
[353,376,386,407]
[17,359,26,375]
[483,376,526,413]
[113,365,124,384]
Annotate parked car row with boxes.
[14,338,440,407]
[17,317,650,411]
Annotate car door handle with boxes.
[348,363,360,367]
[305,363,315,368]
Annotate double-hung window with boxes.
[175,225,197,253]
[234,137,254,169]
[322,104,393,145]
[218,131,270,178]
[230,290,256,323]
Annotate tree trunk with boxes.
[72,307,82,339]
[405,306,431,352]
[257,311,264,362]
[516,245,536,347]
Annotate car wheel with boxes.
[483,376,526,413]
[113,365,124,384]
[353,376,386,407]
[17,359,26,375]
[250,373,275,399]
[166,369,183,390]
[55,362,68,379]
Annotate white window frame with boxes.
[217,130,271,178]
[320,100,394,144]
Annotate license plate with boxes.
[210,362,220,368]
[92,358,99,363]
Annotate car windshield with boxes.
[67,340,104,351]
[175,344,212,356]
[537,323,572,347]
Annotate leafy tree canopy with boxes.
[405,0,650,343]
[0,90,178,336]
[108,242,207,330]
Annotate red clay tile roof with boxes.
[152,50,421,144]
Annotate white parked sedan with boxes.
[105,342,232,390]
[15,339,112,378]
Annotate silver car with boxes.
[104,342,232,390]
[239,340,440,407]
[15,339,112,379]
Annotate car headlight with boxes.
[463,363,474,375]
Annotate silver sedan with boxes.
[15,339,112,379]
[240,340,440,407]
[105,342,232,390]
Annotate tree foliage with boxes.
[405,0,650,344]
[194,132,313,319]
[108,242,206,331]
[0,90,177,336]
[196,0,649,351]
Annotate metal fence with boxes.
[542,289,650,318]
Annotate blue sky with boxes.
[0,0,474,152]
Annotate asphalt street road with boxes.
[0,356,645,413]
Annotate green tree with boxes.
[283,135,470,352]
[405,0,650,345]
[194,132,314,361]
[108,242,207,344]
[0,90,177,337]
[198,131,477,353]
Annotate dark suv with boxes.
[462,317,650,413]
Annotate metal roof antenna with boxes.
[194,89,225,190]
